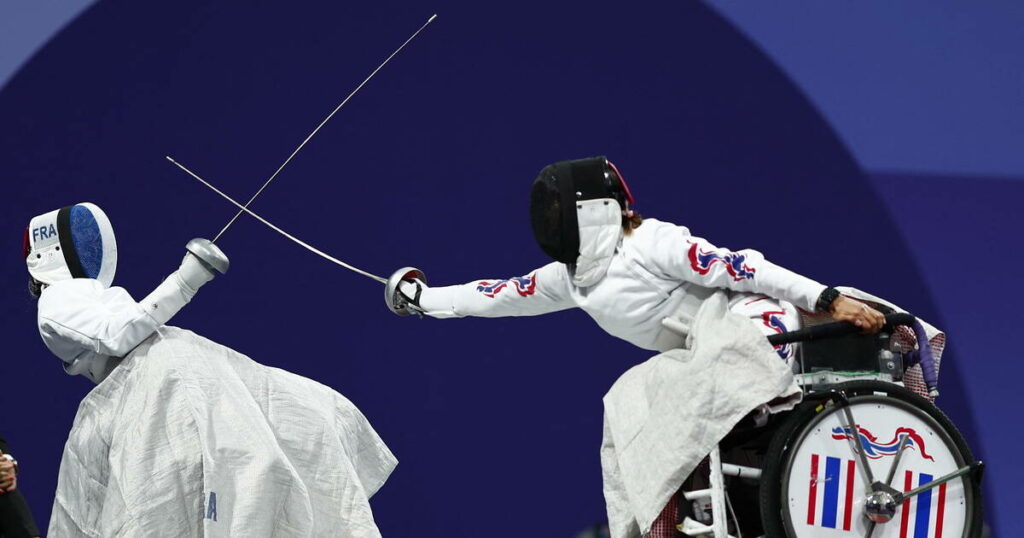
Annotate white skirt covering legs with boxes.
[48,326,397,538]
[601,291,801,537]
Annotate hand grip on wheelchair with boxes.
[765,313,915,346]
[767,313,940,397]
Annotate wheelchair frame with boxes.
[673,314,982,538]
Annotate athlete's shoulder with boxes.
[39,278,101,307]
[636,217,689,231]
[44,277,105,293]
[39,278,135,314]
[627,218,692,247]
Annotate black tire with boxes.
[758,380,983,537]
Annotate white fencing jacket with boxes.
[38,279,161,382]
[418,218,826,351]
[37,280,396,537]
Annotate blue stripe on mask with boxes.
[69,205,103,279]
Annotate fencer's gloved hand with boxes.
[385,267,428,317]
[397,278,426,311]
[176,239,229,294]
[176,253,215,294]
[142,239,229,326]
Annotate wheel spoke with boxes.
[896,462,980,503]
[883,434,911,487]
[839,404,876,487]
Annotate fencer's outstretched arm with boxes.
[639,222,884,330]
[399,261,575,318]
[38,239,227,382]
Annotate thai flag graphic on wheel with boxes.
[804,454,859,532]
[830,426,935,461]
[769,383,978,537]
[896,470,952,538]
[803,455,951,537]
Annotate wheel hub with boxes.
[864,490,898,523]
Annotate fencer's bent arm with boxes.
[37,249,222,363]
[416,262,575,318]
[644,222,826,312]
[38,280,163,360]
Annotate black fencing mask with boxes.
[529,156,634,264]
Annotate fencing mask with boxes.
[25,202,117,288]
[529,156,635,265]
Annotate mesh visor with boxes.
[530,163,580,264]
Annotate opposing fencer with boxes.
[26,203,395,537]
[387,157,886,536]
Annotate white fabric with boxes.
[177,253,216,294]
[600,291,802,537]
[48,326,396,538]
[27,202,117,287]
[417,218,826,351]
[26,206,75,283]
[38,273,206,383]
[139,256,219,326]
[38,279,162,383]
[140,273,194,327]
[571,199,623,287]
[142,247,225,327]
[727,294,802,362]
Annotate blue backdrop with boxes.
[1,1,1017,536]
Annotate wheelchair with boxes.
[672,312,984,538]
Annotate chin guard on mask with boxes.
[529,156,635,266]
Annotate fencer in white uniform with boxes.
[390,157,883,357]
[26,203,396,537]
[28,203,226,383]
[386,157,885,536]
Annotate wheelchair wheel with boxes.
[759,380,982,537]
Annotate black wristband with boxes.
[816,286,840,312]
